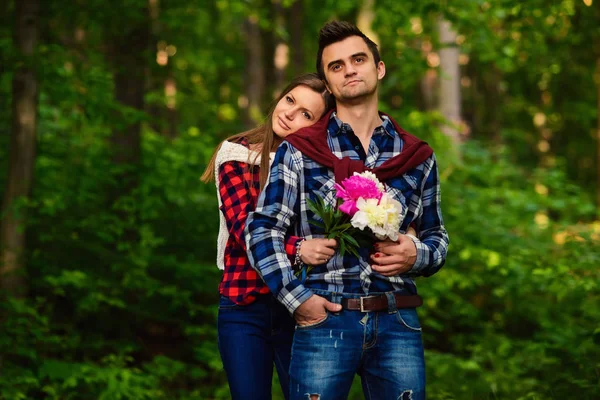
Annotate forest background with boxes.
[1,0,599,399]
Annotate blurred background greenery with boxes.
[1,0,599,399]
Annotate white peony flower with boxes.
[350,193,403,241]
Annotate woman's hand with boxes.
[370,227,418,276]
[299,238,337,265]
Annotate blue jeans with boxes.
[218,294,296,400]
[289,289,426,400]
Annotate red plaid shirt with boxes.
[218,141,301,305]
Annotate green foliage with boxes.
[306,196,362,259]
[1,0,599,399]
[419,142,600,399]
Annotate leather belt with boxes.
[341,293,423,312]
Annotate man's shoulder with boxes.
[379,112,422,139]
[273,140,305,163]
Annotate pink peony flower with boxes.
[335,175,383,201]
[339,199,358,216]
[334,173,385,217]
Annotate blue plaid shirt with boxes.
[246,112,449,314]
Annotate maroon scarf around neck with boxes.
[284,109,433,183]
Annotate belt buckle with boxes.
[359,295,376,312]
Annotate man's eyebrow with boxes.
[327,59,342,70]
[352,52,369,59]
[327,52,369,69]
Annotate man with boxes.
[246,21,448,400]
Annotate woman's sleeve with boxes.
[219,160,303,259]
[218,161,255,251]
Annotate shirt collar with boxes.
[328,111,396,139]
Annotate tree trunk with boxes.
[243,16,265,128]
[110,10,148,172]
[164,75,178,139]
[0,2,13,137]
[146,0,177,139]
[107,5,149,243]
[0,0,12,79]
[420,69,437,111]
[596,56,600,211]
[147,0,163,136]
[357,0,379,49]
[272,0,287,95]
[486,66,503,147]
[0,0,40,297]
[438,17,462,143]
[416,36,437,111]
[289,0,304,76]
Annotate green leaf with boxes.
[309,219,325,229]
[338,238,346,256]
[306,198,322,216]
[341,232,360,248]
[329,222,353,233]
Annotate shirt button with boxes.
[354,145,360,150]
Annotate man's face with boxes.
[321,36,385,102]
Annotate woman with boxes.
[201,73,337,400]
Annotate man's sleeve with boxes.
[245,143,313,314]
[409,153,449,276]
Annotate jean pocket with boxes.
[396,309,422,332]
[218,295,238,309]
[295,311,330,330]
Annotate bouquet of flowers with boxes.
[307,171,403,259]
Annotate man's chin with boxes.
[340,90,362,98]
[338,90,373,102]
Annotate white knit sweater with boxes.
[214,140,273,270]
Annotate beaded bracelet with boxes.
[294,238,306,270]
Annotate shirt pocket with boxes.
[306,174,336,207]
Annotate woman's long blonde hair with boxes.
[201,73,334,190]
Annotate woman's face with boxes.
[271,85,326,138]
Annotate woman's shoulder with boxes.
[227,137,262,152]
[216,137,261,166]
[228,136,249,147]
[217,138,249,159]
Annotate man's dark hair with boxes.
[316,21,381,81]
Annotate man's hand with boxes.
[294,295,342,326]
[370,234,417,276]
[299,238,337,265]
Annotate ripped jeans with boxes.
[288,289,425,400]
